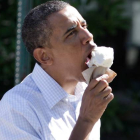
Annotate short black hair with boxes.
[22,0,69,55]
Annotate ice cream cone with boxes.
[82,45,117,84]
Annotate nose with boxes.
[80,29,93,45]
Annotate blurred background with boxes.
[0,0,140,139]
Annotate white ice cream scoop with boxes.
[87,46,114,68]
[82,44,116,84]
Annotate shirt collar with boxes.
[32,63,68,109]
[32,63,87,109]
[67,82,87,102]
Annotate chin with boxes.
[83,63,88,71]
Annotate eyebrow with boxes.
[63,24,77,36]
[81,20,87,25]
[63,20,87,36]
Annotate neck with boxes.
[42,65,78,95]
[61,80,78,95]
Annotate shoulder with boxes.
[0,73,43,116]
[0,75,43,139]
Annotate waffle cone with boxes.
[82,66,117,84]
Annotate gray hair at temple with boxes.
[22,0,70,55]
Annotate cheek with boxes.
[66,36,82,52]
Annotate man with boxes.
[0,1,114,140]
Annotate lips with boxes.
[87,52,92,60]
[85,52,92,64]
[85,43,96,64]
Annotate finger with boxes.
[87,74,109,91]
[92,80,108,94]
[96,74,109,81]
[104,93,114,103]
[99,86,112,98]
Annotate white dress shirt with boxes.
[0,63,100,140]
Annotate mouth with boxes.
[85,52,92,65]
[84,42,97,68]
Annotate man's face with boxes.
[48,5,96,82]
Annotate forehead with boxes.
[48,6,84,35]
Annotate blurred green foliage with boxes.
[84,0,130,41]
[0,0,17,98]
[1,0,139,140]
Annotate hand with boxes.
[69,74,114,140]
[79,74,114,124]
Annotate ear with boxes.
[33,48,53,65]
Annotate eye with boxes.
[67,30,77,37]
[82,24,88,29]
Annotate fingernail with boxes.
[96,74,109,81]
[102,74,109,79]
